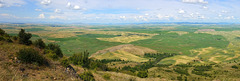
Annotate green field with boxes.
[1,24,240,64]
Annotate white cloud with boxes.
[66,2,71,8]
[49,15,66,19]
[73,5,80,10]
[41,0,51,5]
[0,0,25,7]
[35,9,42,11]
[224,16,235,19]
[221,10,228,13]
[203,6,208,9]
[178,9,185,14]
[182,0,208,4]
[54,9,61,13]
[120,16,126,19]
[38,14,45,19]
[0,13,19,18]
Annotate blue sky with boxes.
[0,0,239,23]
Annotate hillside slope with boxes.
[0,41,81,81]
[90,44,157,62]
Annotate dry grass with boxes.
[95,71,165,81]
[159,55,195,65]
[91,44,156,62]
[91,44,156,57]
[97,35,152,43]
[107,62,139,69]
[0,41,80,81]
[93,50,149,62]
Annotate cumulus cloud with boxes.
[221,10,228,13]
[202,6,208,9]
[182,0,208,4]
[41,0,51,5]
[38,14,45,19]
[35,9,42,11]
[54,9,61,13]
[73,5,80,10]
[178,9,185,14]
[66,2,71,8]
[225,16,235,19]
[120,16,126,19]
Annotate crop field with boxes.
[1,24,240,65]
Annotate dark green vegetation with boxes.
[18,29,32,45]
[79,71,95,81]
[0,28,13,42]
[16,48,49,66]
[33,39,46,49]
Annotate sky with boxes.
[0,0,239,23]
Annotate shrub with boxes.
[0,36,4,41]
[232,65,238,69]
[12,36,18,41]
[16,48,48,66]
[103,73,111,80]
[33,39,46,49]
[79,71,95,81]
[69,51,90,68]
[0,28,5,36]
[60,57,70,67]
[45,52,59,60]
[47,43,63,57]
[137,71,148,78]
[18,29,32,45]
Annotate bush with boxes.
[60,57,70,67]
[0,28,5,36]
[33,39,46,49]
[103,73,111,80]
[16,48,48,66]
[79,71,95,81]
[18,29,32,45]
[69,51,90,68]
[232,65,238,69]
[47,43,63,57]
[45,52,59,60]
[137,71,148,78]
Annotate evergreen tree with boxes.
[18,29,32,45]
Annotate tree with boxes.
[33,39,46,49]
[18,29,32,45]
[47,43,63,57]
